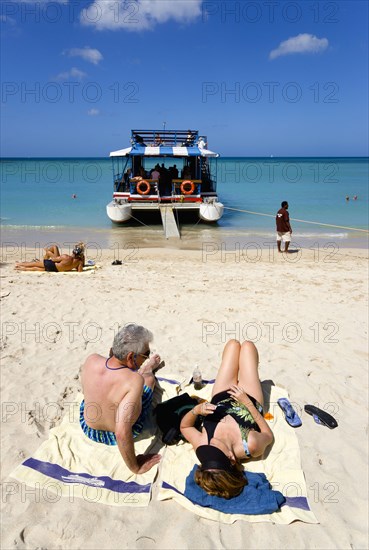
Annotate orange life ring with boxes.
[180,180,195,195]
[136,180,151,195]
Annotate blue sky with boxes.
[1,0,368,157]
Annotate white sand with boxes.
[1,246,368,549]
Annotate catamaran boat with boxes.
[106,129,224,237]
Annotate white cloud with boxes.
[64,47,103,65]
[80,0,202,31]
[87,109,100,116]
[55,67,87,81]
[269,33,329,60]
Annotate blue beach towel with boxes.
[185,466,285,515]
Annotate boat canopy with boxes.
[110,129,219,158]
[110,146,219,158]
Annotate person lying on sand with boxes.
[80,323,163,474]
[180,339,273,499]
[15,243,85,272]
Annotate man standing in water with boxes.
[276,201,292,253]
[80,323,162,474]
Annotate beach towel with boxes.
[19,264,101,273]
[10,392,158,507]
[185,467,286,514]
[156,376,318,524]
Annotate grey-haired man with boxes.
[81,323,162,474]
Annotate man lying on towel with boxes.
[80,323,162,474]
[15,243,85,272]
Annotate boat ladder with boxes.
[159,206,180,239]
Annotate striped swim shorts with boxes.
[79,385,153,445]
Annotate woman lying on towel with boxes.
[180,339,273,499]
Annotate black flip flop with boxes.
[304,405,338,429]
[111,260,122,265]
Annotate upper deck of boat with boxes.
[109,130,219,158]
[131,129,200,147]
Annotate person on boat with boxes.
[151,165,160,181]
[169,164,179,179]
[181,166,192,180]
[198,136,207,149]
[276,201,292,253]
[138,166,147,179]
[117,168,131,191]
[159,164,171,196]
[184,130,195,146]
[15,243,85,272]
[180,339,273,499]
[135,134,145,146]
[80,323,163,474]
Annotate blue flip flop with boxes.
[277,398,302,428]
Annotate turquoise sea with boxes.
[1,157,368,248]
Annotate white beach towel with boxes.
[10,392,158,507]
[156,376,318,524]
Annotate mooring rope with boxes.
[223,206,369,233]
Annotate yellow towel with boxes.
[10,392,158,507]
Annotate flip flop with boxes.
[304,405,338,429]
[111,260,122,265]
[277,398,302,428]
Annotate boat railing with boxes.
[131,129,203,147]
[115,173,215,195]
[125,178,202,198]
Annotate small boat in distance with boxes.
[106,129,224,236]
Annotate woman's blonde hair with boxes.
[194,463,247,500]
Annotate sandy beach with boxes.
[1,244,368,549]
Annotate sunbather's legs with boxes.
[211,339,240,398]
[237,341,264,406]
[15,266,45,271]
[15,261,45,269]
[44,245,60,259]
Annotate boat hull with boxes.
[199,201,224,222]
[106,201,132,223]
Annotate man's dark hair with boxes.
[281,201,288,208]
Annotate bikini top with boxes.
[202,390,262,458]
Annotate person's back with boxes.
[56,254,84,272]
[276,201,292,253]
[276,206,290,232]
[81,353,141,432]
[151,169,160,180]
[79,323,162,474]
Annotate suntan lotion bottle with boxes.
[193,365,203,391]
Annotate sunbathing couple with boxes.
[15,244,85,272]
[81,323,273,499]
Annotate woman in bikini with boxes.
[180,339,273,499]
